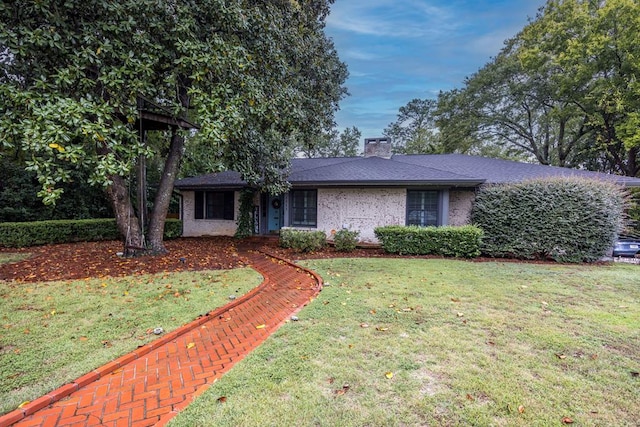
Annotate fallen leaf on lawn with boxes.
[402,308,413,312]
[541,301,548,306]
[466,394,475,401]
[217,396,227,403]
[102,340,112,348]
[18,401,30,408]
[186,342,196,349]
[360,323,369,328]
[376,327,389,331]
[518,405,525,414]
[555,353,567,359]
[333,384,350,396]
[328,377,335,384]
[50,310,56,315]
[369,309,376,314]
[561,416,574,424]
[388,304,395,308]
[451,298,460,302]
[323,301,330,305]
[23,329,30,334]
[590,354,598,360]
[457,312,464,317]
[487,341,496,346]
[79,336,88,341]
[348,344,353,349]
[255,324,266,329]
[385,371,393,379]
[631,371,639,377]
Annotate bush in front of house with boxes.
[471,177,627,263]
[0,218,182,247]
[374,225,483,258]
[279,228,327,253]
[333,229,360,252]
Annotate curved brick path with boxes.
[0,244,322,427]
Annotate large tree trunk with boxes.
[147,129,185,254]
[106,174,145,257]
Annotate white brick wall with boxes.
[316,188,406,242]
[181,191,240,237]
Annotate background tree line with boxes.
[385,0,640,179]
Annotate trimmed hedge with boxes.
[0,218,182,248]
[333,229,360,252]
[374,225,483,258]
[471,177,627,263]
[279,228,327,253]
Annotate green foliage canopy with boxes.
[0,0,347,252]
[436,0,640,176]
[0,0,347,197]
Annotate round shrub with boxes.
[333,229,359,252]
[471,177,628,262]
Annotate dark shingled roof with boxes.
[174,154,640,189]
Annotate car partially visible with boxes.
[612,238,640,257]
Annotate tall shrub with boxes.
[234,189,255,239]
[471,177,627,262]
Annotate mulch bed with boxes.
[0,237,395,283]
[0,236,578,283]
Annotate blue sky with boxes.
[324,0,547,140]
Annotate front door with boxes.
[267,195,284,233]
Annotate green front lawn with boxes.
[169,259,640,427]
[0,268,262,415]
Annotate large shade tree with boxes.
[436,37,591,166]
[0,0,347,254]
[518,0,640,176]
[436,0,640,175]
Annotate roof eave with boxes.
[290,179,485,187]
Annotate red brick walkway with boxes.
[0,245,322,427]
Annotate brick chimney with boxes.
[364,137,392,159]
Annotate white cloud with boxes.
[326,0,457,39]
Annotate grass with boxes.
[0,253,30,264]
[0,267,262,415]
[168,258,640,427]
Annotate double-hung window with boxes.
[194,191,235,220]
[406,190,439,226]
[290,189,317,227]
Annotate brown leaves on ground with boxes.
[0,237,247,283]
[0,236,563,284]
